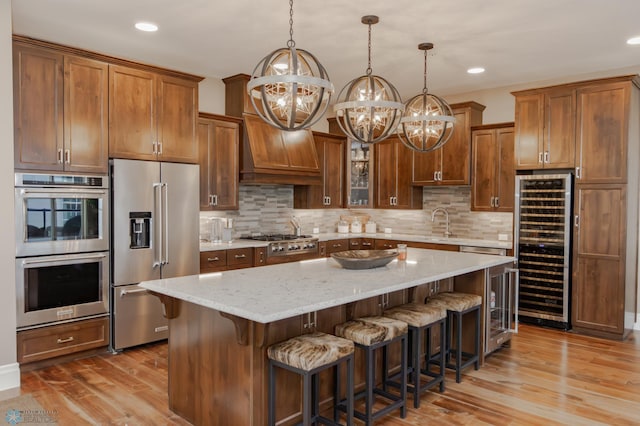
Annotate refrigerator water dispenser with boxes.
[129,212,151,249]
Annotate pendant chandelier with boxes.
[247,0,334,131]
[333,15,404,144]
[398,43,455,152]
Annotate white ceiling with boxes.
[10,0,640,100]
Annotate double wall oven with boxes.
[14,173,109,330]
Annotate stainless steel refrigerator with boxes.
[110,159,199,351]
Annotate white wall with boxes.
[0,0,19,396]
[198,77,225,115]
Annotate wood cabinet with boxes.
[17,317,109,364]
[513,86,576,170]
[13,42,108,173]
[569,75,640,339]
[109,64,198,163]
[294,132,345,208]
[348,238,374,250]
[254,247,267,267]
[412,102,485,186]
[575,80,630,184]
[374,136,422,209]
[198,114,241,210]
[200,248,254,273]
[324,239,349,255]
[471,123,515,212]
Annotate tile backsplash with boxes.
[200,185,513,242]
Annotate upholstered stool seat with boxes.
[334,316,408,425]
[384,303,447,407]
[428,292,482,383]
[268,332,355,426]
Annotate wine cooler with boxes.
[514,174,572,329]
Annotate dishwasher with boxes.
[459,245,518,355]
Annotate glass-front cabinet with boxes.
[485,263,519,354]
[347,141,373,208]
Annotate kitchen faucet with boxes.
[431,208,451,238]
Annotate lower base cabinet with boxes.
[17,317,109,364]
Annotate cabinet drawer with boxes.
[200,250,227,272]
[227,248,253,269]
[17,317,109,364]
[326,239,349,255]
[375,239,404,250]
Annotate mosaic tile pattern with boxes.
[199,185,513,242]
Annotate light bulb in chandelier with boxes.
[333,15,404,144]
[399,42,455,153]
[247,0,334,131]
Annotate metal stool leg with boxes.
[365,346,375,425]
[268,360,276,426]
[439,319,446,392]
[411,326,421,408]
[474,306,481,370]
[400,334,408,418]
[346,355,354,426]
[456,311,462,383]
[302,372,311,426]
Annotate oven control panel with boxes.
[269,239,319,257]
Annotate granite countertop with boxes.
[200,232,512,252]
[141,248,515,323]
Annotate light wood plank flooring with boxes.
[18,324,640,425]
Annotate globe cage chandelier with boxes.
[333,15,405,144]
[398,42,456,153]
[246,0,334,131]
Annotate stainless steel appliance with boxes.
[15,173,109,257]
[110,159,199,351]
[15,252,109,329]
[243,234,319,264]
[514,174,572,329]
[14,172,110,330]
[460,246,518,354]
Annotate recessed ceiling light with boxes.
[135,22,158,32]
[467,67,485,74]
[627,36,640,45]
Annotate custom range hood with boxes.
[223,74,321,185]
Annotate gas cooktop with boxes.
[243,234,314,242]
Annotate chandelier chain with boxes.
[366,22,372,75]
[423,48,429,94]
[287,0,295,48]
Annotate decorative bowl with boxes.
[330,250,398,270]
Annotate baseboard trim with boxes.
[0,362,20,393]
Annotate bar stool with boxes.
[428,292,482,383]
[267,332,355,426]
[383,303,447,408]
[334,316,408,425]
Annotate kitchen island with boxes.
[141,248,515,425]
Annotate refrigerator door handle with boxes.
[153,182,163,268]
[163,182,170,265]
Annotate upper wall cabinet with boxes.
[294,132,345,209]
[109,65,198,163]
[198,114,241,210]
[512,87,576,170]
[471,123,515,212]
[374,136,422,209]
[412,102,485,186]
[13,42,108,173]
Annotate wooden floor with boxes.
[18,324,640,425]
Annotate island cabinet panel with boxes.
[109,65,198,163]
[168,303,253,426]
[198,114,240,210]
[408,241,459,252]
[13,42,108,173]
[412,102,485,186]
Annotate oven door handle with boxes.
[19,188,108,197]
[21,253,107,265]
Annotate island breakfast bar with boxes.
[140,248,516,425]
